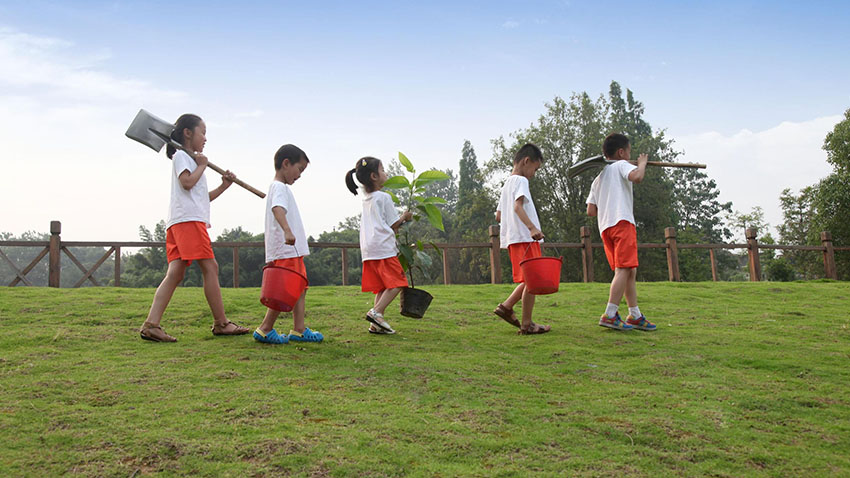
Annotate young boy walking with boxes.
[493,143,551,335]
[586,133,656,331]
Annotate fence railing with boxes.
[0,221,845,288]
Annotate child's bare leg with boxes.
[503,283,525,310]
[374,287,402,315]
[198,258,228,325]
[520,287,536,328]
[624,268,638,308]
[373,290,385,309]
[608,267,630,306]
[144,260,187,327]
[292,290,307,333]
[258,308,281,334]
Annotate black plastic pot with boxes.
[399,287,433,319]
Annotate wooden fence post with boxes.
[821,231,837,280]
[709,248,718,282]
[48,221,61,288]
[489,225,501,284]
[580,226,594,283]
[442,248,451,285]
[746,228,761,281]
[341,248,349,286]
[665,227,680,282]
[232,247,240,288]
[114,246,121,287]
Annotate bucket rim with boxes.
[519,255,563,266]
[262,263,309,286]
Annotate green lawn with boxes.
[1,282,849,477]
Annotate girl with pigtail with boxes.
[139,114,249,342]
[346,157,412,334]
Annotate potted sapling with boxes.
[382,152,450,318]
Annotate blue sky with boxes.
[2,0,849,242]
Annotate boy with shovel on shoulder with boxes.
[586,133,656,332]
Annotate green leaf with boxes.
[383,176,410,189]
[386,190,400,204]
[429,241,442,256]
[398,152,415,173]
[397,243,414,272]
[422,203,445,231]
[416,240,424,251]
[422,197,447,204]
[415,250,433,268]
[412,170,450,189]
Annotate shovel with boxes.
[568,155,706,179]
[125,109,265,198]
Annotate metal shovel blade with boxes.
[125,109,175,153]
[567,155,608,178]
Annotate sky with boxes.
[1,0,849,243]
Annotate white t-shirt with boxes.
[360,190,400,261]
[586,160,638,234]
[496,175,542,248]
[265,181,310,262]
[167,150,210,229]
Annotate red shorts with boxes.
[361,257,408,293]
[166,221,214,265]
[602,220,638,270]
[270,257,309,289]
[508,242,542,283]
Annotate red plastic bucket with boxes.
[520,256,563,295]
[260,265,308,312]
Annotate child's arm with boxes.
[586,203,597,216]
[391,210,413,233]
[495,210,501,223]
[178,153,209,190]
[513,197,543,240]
[209,170,235,201]
[627,153,649,183]
[272,206,296,245]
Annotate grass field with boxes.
[1,282,849,477]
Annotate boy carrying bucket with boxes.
[586,133,656,331]
[253,144,324,344]
[493,143,551,335]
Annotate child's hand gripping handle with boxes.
[202,161,266,198]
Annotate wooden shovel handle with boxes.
[204,161,266,198]
[631,160,706,169]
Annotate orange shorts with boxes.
[166,221,214,265]
[361,256,408,293]
[270,257,309,289]
[601,220,638,270]
[508,242,542,283]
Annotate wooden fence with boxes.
[0,221,846,288]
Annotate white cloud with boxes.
[675,115,841,237]
[502,20,519,29]
[0,27,183,102]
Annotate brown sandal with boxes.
[493,304,521,328]
[211,321,250,336]
[518,322,551,335]
[139,322,177,342]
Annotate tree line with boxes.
[2,82,848,286]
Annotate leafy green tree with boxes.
[214,227,265,288]
[453,140,497,283]
[811,171,850,279]
[777,187,820,279]
[823,108,850,172]
[122,221,169,287]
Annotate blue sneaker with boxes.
[253,328,288,344]
[598,312,634,331]
[626,314,656,331]
[288,327,323,343]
